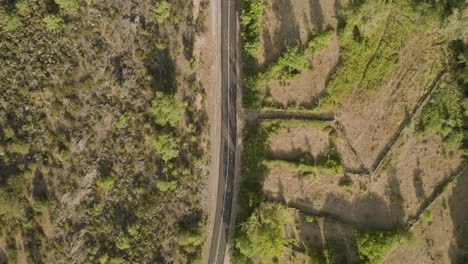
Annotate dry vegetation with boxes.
[236,0,467,263]
[0,0,210,263]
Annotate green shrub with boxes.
[241,0,267,56]
[420,209,433,223]
[15,0,29,15]
[243,31,332,108]
[356,230,409,264]
[116,235,131,250]
[149,132,180,162]
[305,215,315,223]
[156,180,177,192]
[8,142,30,155]
[115,114,129,129]
[55,0,80,13]
[3,127,15,139]
[236,202,291,261]
[43,15,63,31]
[417,80,464,149]
[148,92,187,127]
[266,46,309,80]
[96,175,115,191]
[0,14,22,32]
[154,0,172,23]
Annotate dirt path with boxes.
[199,0,222,261]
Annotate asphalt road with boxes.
[207,0,238,262]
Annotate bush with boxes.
[115,114,129,129]
[0,14,22,32]
[8,142,30,155]
[148,92,187,127]
[116,235,131,250]
[243,31,332,108]
[356,230,409,263]
[236,202,291,261]
[156,180,177,192]
[266,46,309,80]
[420,209,433,223]
[154,0,172,23]
[149,132,180,162]
[241,0,267,56]
[96,175,115,192]
[43,15,63,31]
[417,80,464,149]
[55,0,80,13]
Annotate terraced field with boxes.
[233,0,467,263]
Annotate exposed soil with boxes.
[287,209,361,263]
[263,35,340,108]
[336,34,447,170]
[383,169,468,264]
[256,0,347,68]
[269,126,330,160]
[263,124,463,230]
[370,127,463,224]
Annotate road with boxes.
[207,0,238,262]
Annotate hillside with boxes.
[0,0,210,263]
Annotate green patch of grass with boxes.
[417,79,464,149]
[316,0,422,111]
[420,209,433,223]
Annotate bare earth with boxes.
[197,0,222,261]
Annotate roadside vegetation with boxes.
[0,0,209,263]
[234,120,343,262]
[241,0,268,56]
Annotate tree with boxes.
[356,230,409,264]
[154,0,172,23]
[148,92,187,127]
[43,15,63,31]
[236,203,291,261]
[149,132,180,162]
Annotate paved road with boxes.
[208,0,238,262]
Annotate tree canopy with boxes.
[235,202,291,261]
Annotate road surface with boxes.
[207,0,238,262]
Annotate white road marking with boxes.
[213,0,231,262]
